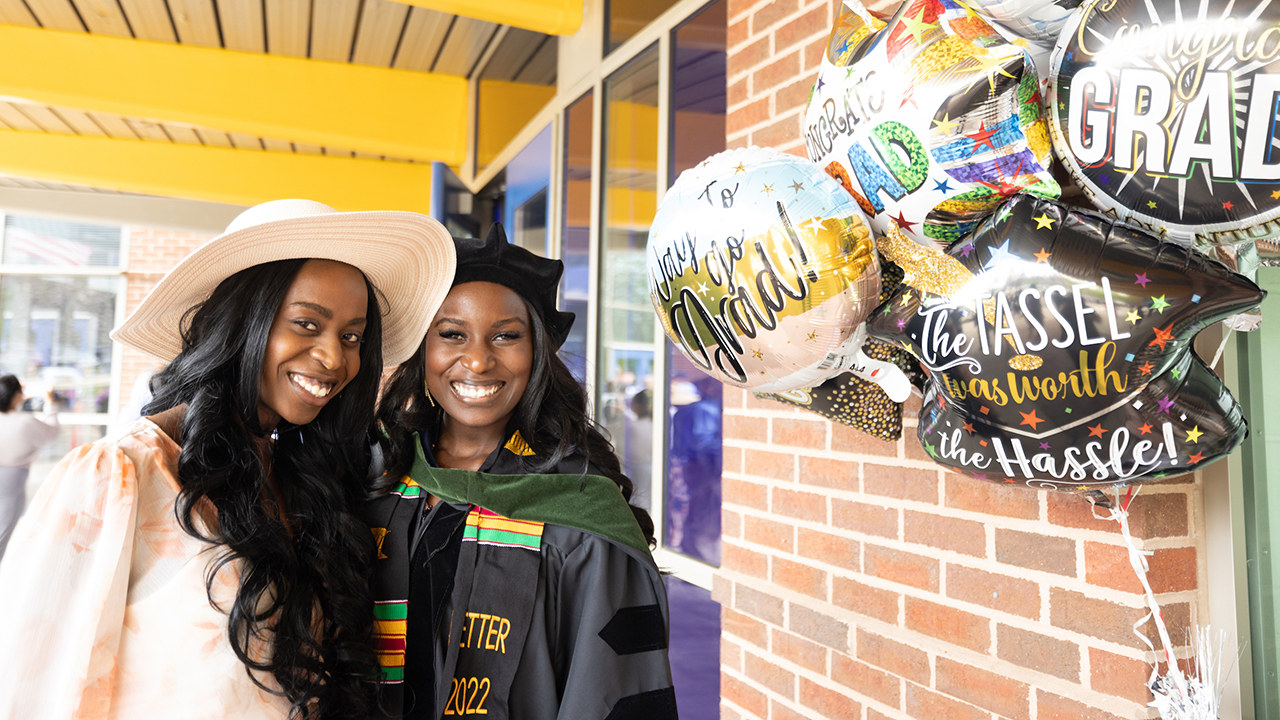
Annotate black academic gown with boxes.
[362,428,678,720]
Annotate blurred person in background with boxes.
[0,374,59,560]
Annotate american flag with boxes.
[4,226,92,266]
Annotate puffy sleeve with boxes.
[34,410,61,442]
[0,440,140,720]
[552,533,679,720]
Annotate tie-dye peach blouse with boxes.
[0,419,291,719]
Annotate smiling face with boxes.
[425,281,533,445]
[257,259,369,431]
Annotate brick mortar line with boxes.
[720,627,767,653]
[1121,535,1199,550]
[731,53,828,101]
[729,523,1201,614]
[736,643,909,717]
[857,705,918,720]
[725,51,794,86]
[723,405,812,417]
[727,21,829,58]
[725,0,775,24]
[729,103,804,128]
[737,611,1156,720]
[716,694,756,720]
[721,444,935,468]
[722,439,915,462]
[737,114,807,144]
[729,584,1155,720]
[725,480,1198,547]
[766,693,873,720]
[723,90,802,123]
[724,545,1198,652]
[724,115,790,138]
[1186,477,1212,629]
[727,503,1197,562]
[751,18,832,47]
[722,480,1195,548]
[720,664,779,716]
[721,474,909,502]
[723,533,1201,640]
[725,96,777,117]
[733,3,830,40]
[728,434,1203,508]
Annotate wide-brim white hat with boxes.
[112,199,456,366]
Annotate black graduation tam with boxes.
[453,223,576,346]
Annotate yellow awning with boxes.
[0,130,434,212]
[0,24,468,164]
[391,0,582,35]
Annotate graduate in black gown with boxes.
[364,225,678,720]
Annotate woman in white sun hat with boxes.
[0,199,455,720]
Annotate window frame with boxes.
[0,211,130,430]
[1217,273,1280,720]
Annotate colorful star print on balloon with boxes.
[866,194,1264,490]
[805,0,1059,250]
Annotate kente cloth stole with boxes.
[365,475,426,715]
[436,507,544,719]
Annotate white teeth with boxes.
[452,382,501,399]
[291,374,333,398]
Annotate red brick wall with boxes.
[119,227,214,410]
[717,3,1204,718]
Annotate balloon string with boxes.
[1210,327,1235,371]
[1106,486,1191,701]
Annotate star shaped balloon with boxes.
[805,0,1059,250]
[866,194,1264,489]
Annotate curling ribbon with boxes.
[1092,487,1192,702]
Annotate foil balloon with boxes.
[860,0,906,20]
[1049,0,1280,246]
[963,0,1083,48]
[805,0,1060,249]
[648,146,909,398]
[866,194,1264,489]
[755,337,926,441]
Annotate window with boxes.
[599,44,660,511]
[505,125,553,255]
[664,0,727,567]
[605,0,683,55]
[560,91,594,384]
[0,214,125,486]
[2,215,123,267]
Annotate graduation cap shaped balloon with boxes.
[866,194,1264,490]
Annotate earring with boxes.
[424,379,437,407]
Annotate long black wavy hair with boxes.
[143,258,381,719]
[376,290,656,546]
